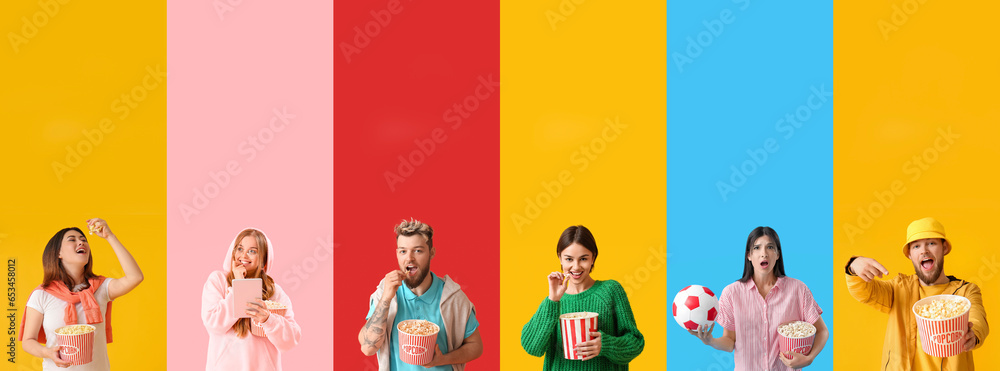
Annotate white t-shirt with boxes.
[26,279,114,371]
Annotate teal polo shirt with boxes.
[367,272,479,371]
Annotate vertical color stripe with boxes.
[667,0,833,369]
[1,0,167,368]
[334,0,500,369]
[833,0,1000,368]
[166,1,333,369]
[500,0,666,368]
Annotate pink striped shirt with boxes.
[716,276,822,371]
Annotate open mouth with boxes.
[759,260,770,269]
[920,257,934,271]
[405,264,418,276]
[568,271,583,279]
[75,247,87,255]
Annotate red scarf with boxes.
[19,277,113,344]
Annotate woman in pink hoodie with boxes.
[201,228,301,371]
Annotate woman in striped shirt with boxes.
[689,226,829,370]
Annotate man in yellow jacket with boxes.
[846,217,988,370]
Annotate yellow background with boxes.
[834,0,1000,368]
[499,1,665,368]
[1,0,165,369]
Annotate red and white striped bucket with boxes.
[560,312,598,360]
[913,295,970,358]
[54,325,95,365]
[251,306,289,337]
[777,324,815,357]
[397,320,439,365]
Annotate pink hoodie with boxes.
[201,229,301,371]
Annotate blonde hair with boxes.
[225,228,276,338]
[395,219,433,249]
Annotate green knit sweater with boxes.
[520,280,644,370]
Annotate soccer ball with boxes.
[672,285,719,330]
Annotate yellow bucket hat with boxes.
[903,217,948,257]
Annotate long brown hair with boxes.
[42,227,99,289]
[225,228,276,338]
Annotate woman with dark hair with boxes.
[689,226,830,370]
[201,228,300,370]
[521,225,644,370]
[19,218,144,370]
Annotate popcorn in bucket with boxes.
[397,320,439,365]
[251,300,289,338]
[54,325,96,365]
[560,312,598,360]
[913,295,971,357]
[777,321,816,357]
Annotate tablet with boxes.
[232,278,263,319]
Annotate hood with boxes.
[222,228,276,274]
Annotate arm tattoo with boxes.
[362,299,391,348]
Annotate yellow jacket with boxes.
[846,261,989,371]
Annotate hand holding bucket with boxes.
[251,300,289,338]
[560,312,598,360]
[397,320,440,365]
[54,324,96,365]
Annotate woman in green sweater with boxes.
[520,225,645,370]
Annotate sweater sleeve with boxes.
[201,271,239,335]
[600,281,644,365]
[520,297,560,357]
[261,284,302,352]
[964,282,989,350]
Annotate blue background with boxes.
[667,0,833,370]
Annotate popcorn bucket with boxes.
[397,320,439,365]
[54,325,95,365]
[560,312,598,360]
[251,307,288,337]
[913,295,971,357]
[777,322,815,357]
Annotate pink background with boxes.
[166,1,332,370]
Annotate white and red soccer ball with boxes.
[672,285,719,330]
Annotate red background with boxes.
[334,0,499,369]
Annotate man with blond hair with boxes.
[358,219,482,371]
[846,217,988,370]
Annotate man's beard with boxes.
[404,264,430,289]
[913,260,943,285]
